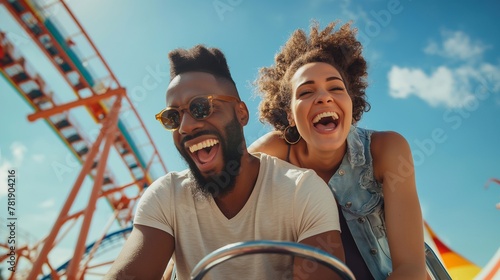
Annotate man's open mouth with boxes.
[188,139,220,164]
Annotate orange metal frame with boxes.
[0,0,168,278]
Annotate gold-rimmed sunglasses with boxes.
[155,95,240,130]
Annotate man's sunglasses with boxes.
[155,95,240,130]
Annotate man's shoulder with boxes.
[254,153,337,214]
[256,152,319,182]
[146,169,192,192]
[258,152,311,171]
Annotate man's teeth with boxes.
[189,139,219,153]
[312,112,339,123]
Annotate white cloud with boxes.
[307,0,370,24]
[11,142,27,163]
[340,0,366,21]
[388,66,475,108]
[479,63,500,92]
[40,198,56,209]
[32,154,46,163]
[388,63,500,108]
[424,30,489,61]
[389,29,500,108]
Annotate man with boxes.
[106,45,344,279]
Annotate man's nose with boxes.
[178,111,203,134]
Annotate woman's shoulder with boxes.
[370,130,412,179]
[370,130,409,153]
[248,131,289,161]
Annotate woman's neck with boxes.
[292,141,347,183]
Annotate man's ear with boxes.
[236,101,249,126]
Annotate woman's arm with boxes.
[248,131,289,160]
[371,131,427,280]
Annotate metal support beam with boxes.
[27,95,123,279]
[27,88,125,122]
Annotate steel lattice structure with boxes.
[0,0,168,278]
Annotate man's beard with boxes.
[176,117,245,198]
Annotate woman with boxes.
[249,21,427,279]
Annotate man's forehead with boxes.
[168,72,219,89]
[166,72,219,103]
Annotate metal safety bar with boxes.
[425,243,452,280]
[190,240,355,280]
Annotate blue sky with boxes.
[1,0,499,275]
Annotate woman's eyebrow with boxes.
[326,76,343,82]
[297,76,343,88]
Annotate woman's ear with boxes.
[236,101,249,126]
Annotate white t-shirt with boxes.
[134,153,340,280]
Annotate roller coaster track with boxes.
[0,0,168,278]
[40,227,133,280]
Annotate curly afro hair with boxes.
[255,21,370,132]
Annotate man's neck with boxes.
[213,153,260,219]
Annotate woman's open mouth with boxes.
[312,111,339,132]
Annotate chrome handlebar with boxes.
[190,240,355,280]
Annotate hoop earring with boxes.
[283,125,301,145]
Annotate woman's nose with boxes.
[314,89,334,104]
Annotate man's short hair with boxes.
[168,45,236,86]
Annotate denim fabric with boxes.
[328,127,392,279]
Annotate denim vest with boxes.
[328,127,392,279]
